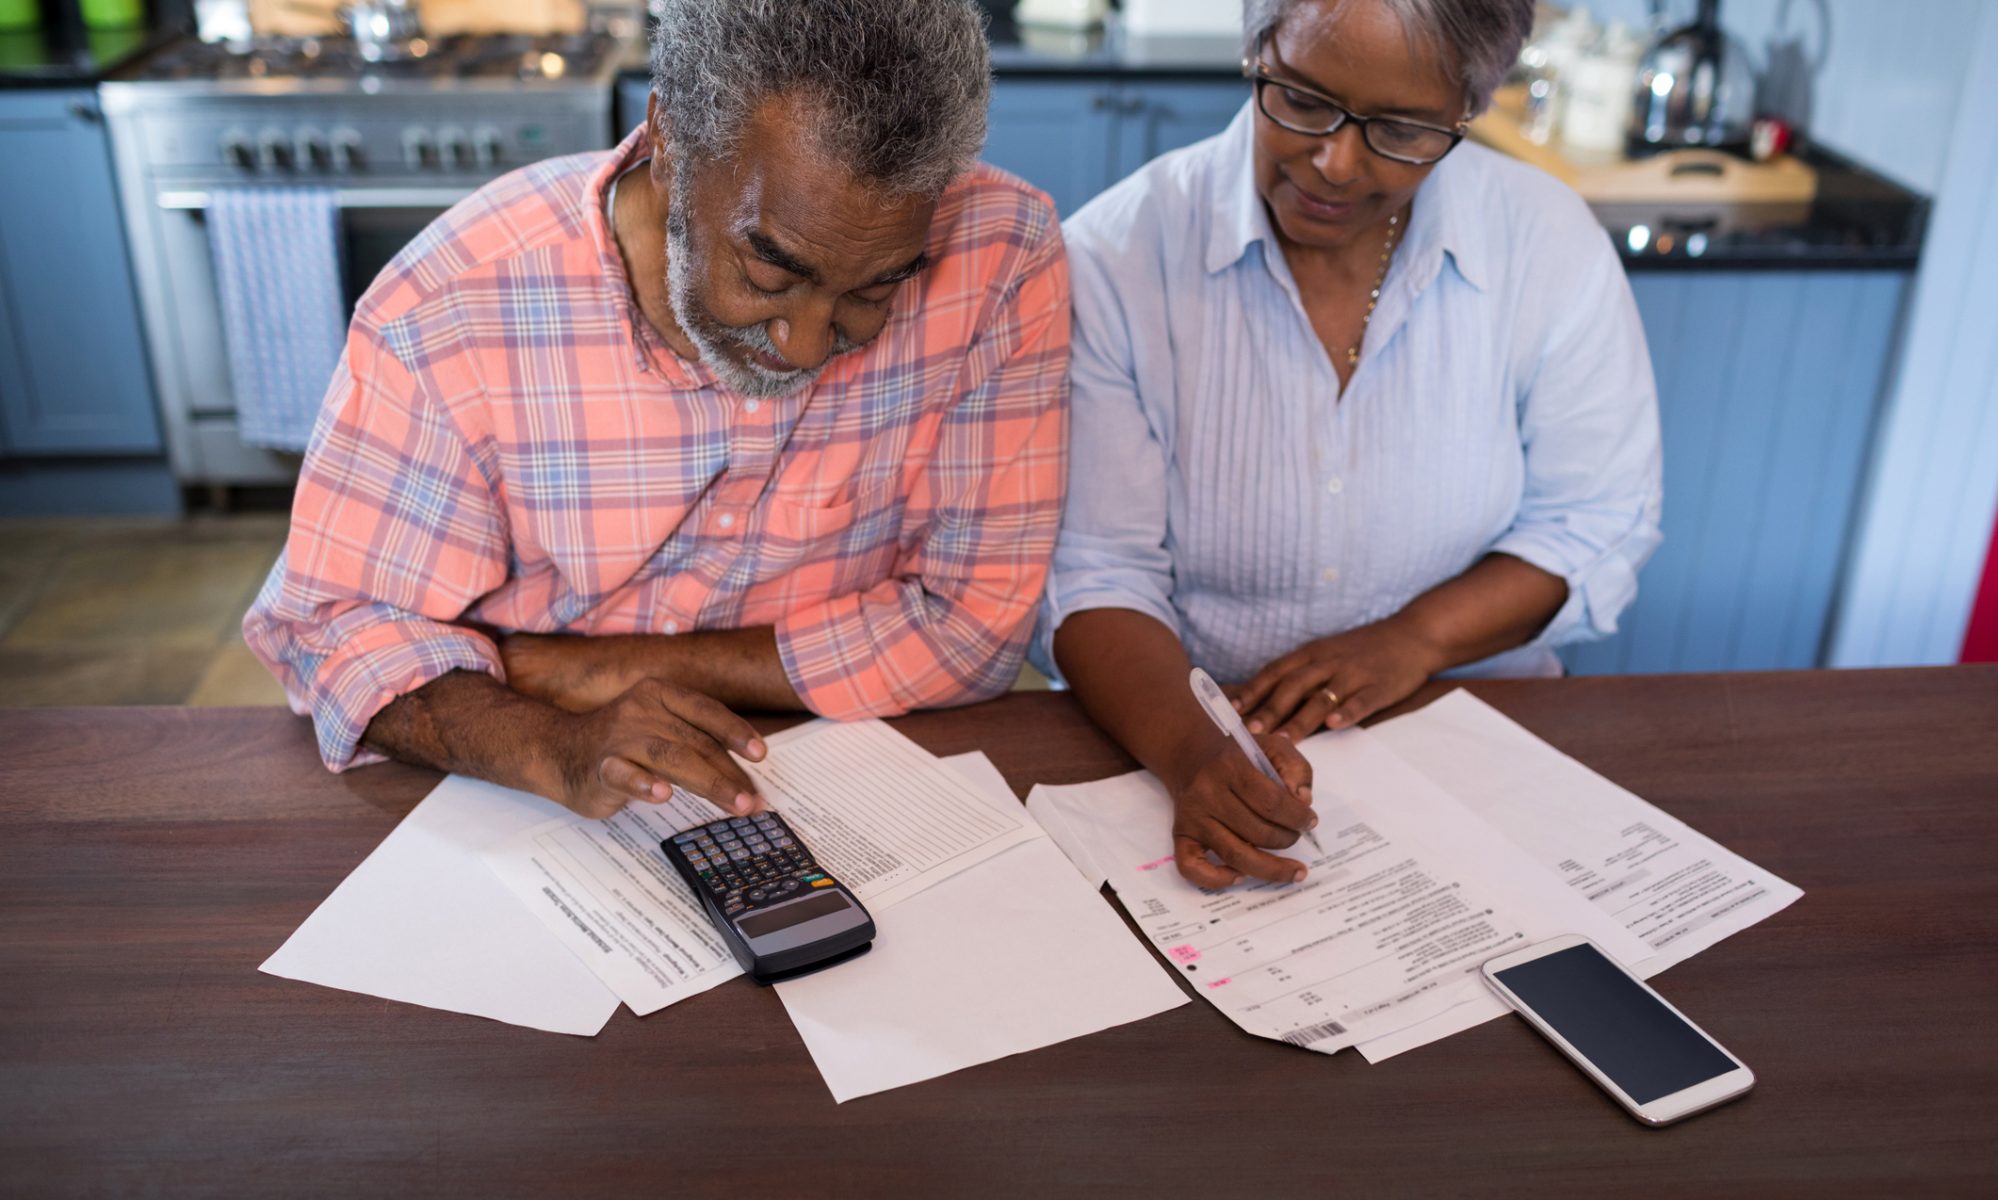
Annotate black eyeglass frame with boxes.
[1241,56,1470,167]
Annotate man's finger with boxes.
[645,680,767,762]
[632,732,762,816]
[1275,685,1340,742]
[1173,835,1241,890]
[1259,732,1315,805]
[598,755,672,806]
[1207,822,1307,885]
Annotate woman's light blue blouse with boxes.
[1032,103,1663,684]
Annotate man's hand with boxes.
[1164,731,1316,889]
[502,633,640,713]
[552,677,768,820]
[1231,619,1444,741]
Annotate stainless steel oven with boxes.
[100,32,629,484]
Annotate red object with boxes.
[1962,513,1998,663]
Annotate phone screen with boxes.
[1495,943,1739,1104]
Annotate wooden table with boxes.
[4,668,1996,1196]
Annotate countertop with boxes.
[1589,146,1928,271]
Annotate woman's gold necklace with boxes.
[1342,208,1404,370]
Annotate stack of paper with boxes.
[263,720,1185,1101]
[1026,690,1801,1062]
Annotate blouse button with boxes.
[1326,477,1345,496]
[1322,567,1341,583]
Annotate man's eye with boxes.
[850,284,897,306]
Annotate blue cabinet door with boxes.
[1113,80,1250,179]
[1563,269,1909,675]
[0,90,161,457]
[984,81,1119,217]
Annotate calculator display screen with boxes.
[736,890,853,938]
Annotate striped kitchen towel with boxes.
[207,187,347,452]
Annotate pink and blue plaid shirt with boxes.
[246,130,1071,771]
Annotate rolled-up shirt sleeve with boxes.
[1491,231,1663,647]
[775,214,1072,719]
[243,323,510,771]
[1028,218,1181,681]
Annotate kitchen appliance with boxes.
[286,0,423,63]
[1627,0,1755,153]
[99,28,628,485]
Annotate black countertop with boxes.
[1592,146,1928,272]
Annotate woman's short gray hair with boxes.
[649,0,991,197]
[1242,0,1534,115]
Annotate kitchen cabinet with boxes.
[985,78,1247,215]
[1562,269,1910,675]
[0,88,161,458]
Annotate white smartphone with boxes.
[1482,934,1755,1127]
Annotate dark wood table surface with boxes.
[3,668,1996,1197]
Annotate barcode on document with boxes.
[1280,1020,1348,1047]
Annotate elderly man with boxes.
[245,0,1069,821]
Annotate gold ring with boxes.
[1323,688,1341,708]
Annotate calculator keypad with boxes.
[669,811,834,919]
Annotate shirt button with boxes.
[1321,567,1340,583]
[744,399,760,415]
[718,512,736,529]
[664,620,681,635]
[1326,477,1345,496]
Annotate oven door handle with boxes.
[156,188,477,211]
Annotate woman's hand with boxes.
[1231,619,1445,741]
[500,633,645,714]
[1163,731,1317,889]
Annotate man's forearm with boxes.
[362,669,576,799]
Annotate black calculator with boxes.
[660,810,875,984]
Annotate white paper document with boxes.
[1354,690,1805,1062]
[1028,729,1651,1055]
[483,719,1042,1015]
[775,754,1188,1102]
[260,775,620,1036]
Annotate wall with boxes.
[1579,0,1982,193]
[1826,5,1998,668]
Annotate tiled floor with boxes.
[0,516,291,708]
[0,514,1051,709]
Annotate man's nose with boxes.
[766,303,837,371]
[1310,122,1367,188]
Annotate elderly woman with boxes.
[1037,0,1661,888]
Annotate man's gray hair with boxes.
[649,0,992,197]
[1242,0,1534,115]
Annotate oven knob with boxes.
[401,127,437,169]
[220,130,255,170]
[257,129,293,172]
[296,128,330,172]
[437,126,470,170]
[472,127,505,169]
[331,128,364,172]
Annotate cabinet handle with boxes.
[68,102,102,124]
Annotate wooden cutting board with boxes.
[1471,84,1817,206]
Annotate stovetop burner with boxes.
[126,32,619,86]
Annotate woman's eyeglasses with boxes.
[1243,58,1467,166]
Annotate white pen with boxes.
[1188,667,1325,860]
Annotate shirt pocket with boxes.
[749,490,865,578]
